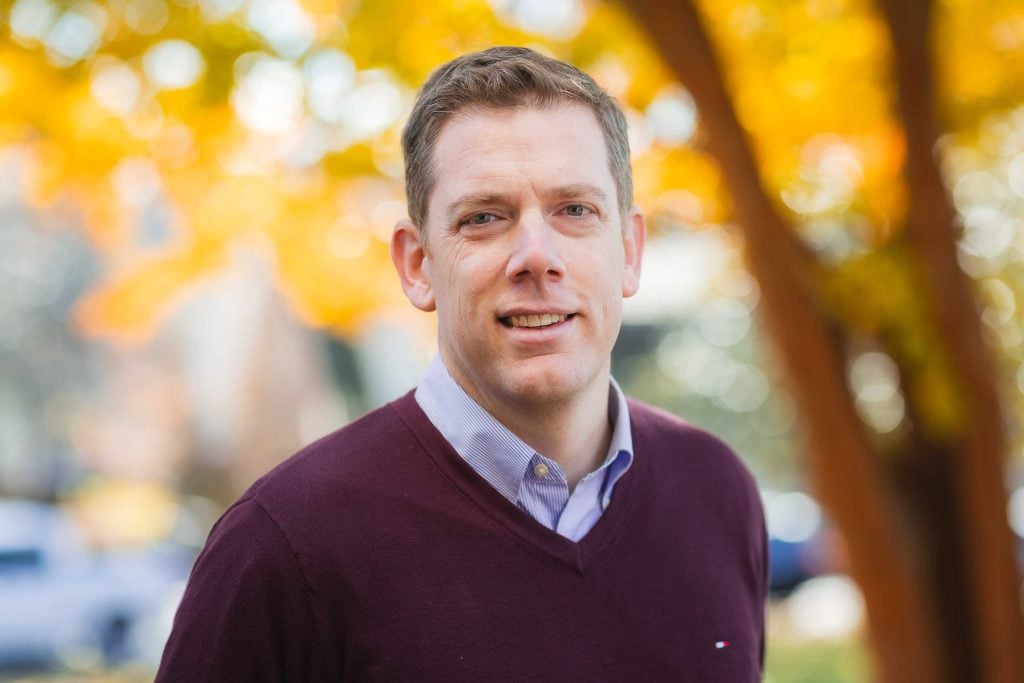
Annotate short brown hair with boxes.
[401,46,633,230]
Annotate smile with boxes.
[500,313,574,328]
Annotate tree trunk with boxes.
[876,0,1024,680]
[618,0,1023,680]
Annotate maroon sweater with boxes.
[158,392,767,681]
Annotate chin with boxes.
[496,359,587,407]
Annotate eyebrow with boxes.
[548,183,611,209]
[445,193,509,224]
[444,184,612,224]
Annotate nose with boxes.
[505,212,565,283]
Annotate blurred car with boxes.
[762,489,831,596]
[0,498,192,673]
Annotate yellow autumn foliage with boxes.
[0,0,1021,342]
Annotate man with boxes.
[158,46,767,681]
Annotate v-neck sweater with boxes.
[157,391,767,682]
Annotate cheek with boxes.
[582,265,620,309]
[457,254,499,293]
[441,261,493,323]
[594,281,625,341]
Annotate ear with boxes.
[390,218,436,312]
[621,205,646,298]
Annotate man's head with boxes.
[391,47,644,417]
[402,46,633,231]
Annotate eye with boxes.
[563,204,592,218]
[460,212,498,226]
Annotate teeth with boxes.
[508,313,567,328]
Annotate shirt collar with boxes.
[414,355,634,506]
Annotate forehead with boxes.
[426,104,614,220]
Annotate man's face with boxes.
[393,103,644,413]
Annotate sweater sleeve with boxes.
[156,497,327,682]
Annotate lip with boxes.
[498,307,576,318]
[498,310,576,330]
[499,313,575,344]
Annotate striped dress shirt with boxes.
[414,355,634,541]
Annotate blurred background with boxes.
[1,0,1023,680]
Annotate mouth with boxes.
[499,313,575,329]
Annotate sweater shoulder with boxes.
[626,397,735,456]
[626,397,760,496]
[241,392,422,520]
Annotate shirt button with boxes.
[533,462,550,478]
